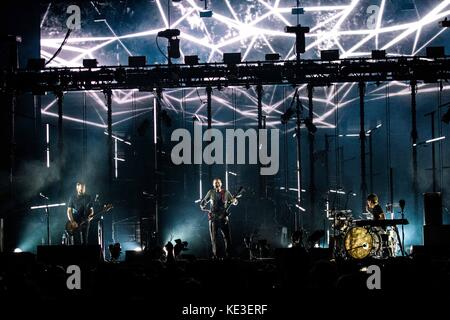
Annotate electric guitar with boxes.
[201,186,244,221]
[65,204,113,235]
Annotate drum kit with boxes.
[328,209,402,260]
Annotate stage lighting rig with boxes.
[439,17,450,28]
[157,28,181,64]
[200,0,212,17]
[284,25,310,60]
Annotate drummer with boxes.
[366,193,386,221]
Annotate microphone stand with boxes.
[44,196,51,245]
[400,206,405,256]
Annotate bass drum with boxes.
[344,227,381,259]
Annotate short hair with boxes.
[367,193,378,204]
[213,178,222,184]
[76,181,86,186]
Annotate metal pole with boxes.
[359,82,367,211]
[104,89,113,183]
[155,88,163,244]
[256,84,264,198]
[295,94,302,230]
[410,80,419,217]
[206,86,212,183]
[56,91,64,166]
[307,84,315,224]
[369,133,373,193]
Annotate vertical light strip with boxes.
[225,167,229,191]
[46,124,50,168]
[199,177,202,199]
[114,139,118,178]
[153,97,157,145]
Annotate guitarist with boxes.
[67,181,94,245]
[200,178,238,259]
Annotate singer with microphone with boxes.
[66,181,94,245]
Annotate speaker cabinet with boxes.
[423,192,442,226]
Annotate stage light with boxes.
[265,53,280,61]
[133,246,142,252]
[426,136,446,144]
[168,38,180,59]
[371,50,386,59]
[320,49,340,60]
[439,17,450,27]
[185,55,199,65]
[426,46,445,58]
[284,25,309,54]
[442,107,450,124]
[199,0,213,17]
[128,56,146,67]
[200,10,213,18]
[14,248,22,253]
[157,29,180,38]
[291,7,304,15]
[223,52,241,65]
[83,59,98,68]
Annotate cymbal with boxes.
[326,209,352,214]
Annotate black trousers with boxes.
[209,218,231,257]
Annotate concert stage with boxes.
[1,0,450,311]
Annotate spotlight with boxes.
[200,10,213,18]
[284,25,309,54]
[128,56,146,67]
[291,7,304,15]
[280,106,295,124]
[199,0,213,17]
[223,52,241,65]
[168,38,180,59]
[371,50,386,59]
[83,59,98,68]
[184,55,199,65]
[157,29,180,38]
[14,248,22,253]
[439,17,450,28]
[320,50,339,60]
[265,53,280,61]
[157,29,181,59]
[442,107,450,124]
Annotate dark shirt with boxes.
[369,204,385,221]
[68,193,93,223]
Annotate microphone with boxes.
[399,199,406,212]
[39,193,49,200]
